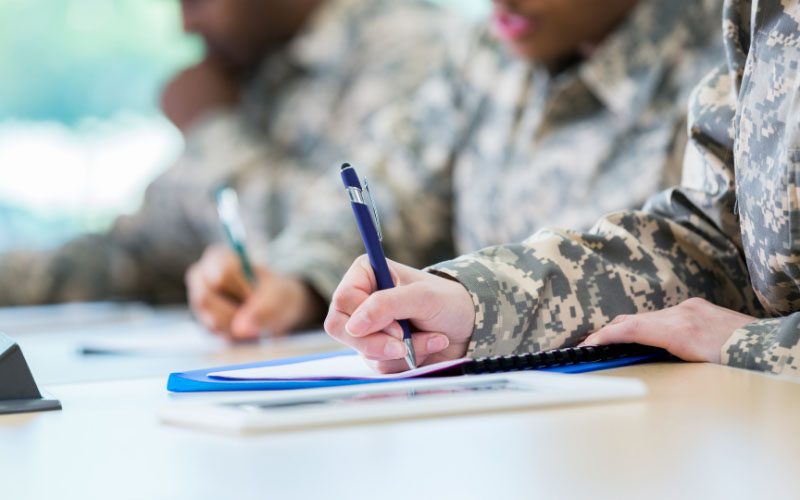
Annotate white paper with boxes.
[209,353,468,380]
[79,321,227,355]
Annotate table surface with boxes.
[2,304,800,500]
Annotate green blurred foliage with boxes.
[0,0,202,125]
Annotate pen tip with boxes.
[404,339,417,370]
[340,163,351,170]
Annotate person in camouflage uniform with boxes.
[0,0,450,305]
[188,0,724,339]
[325,0,800,377]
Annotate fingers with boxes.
[324,255,402,344]
[231,275,315,338]
[198,245,252,299]
[195,293,240,336]
[580,299,755,364]
[186,245,257,338]
[231,289,286,339]
[344,283,437,338]
[582,315,637,345]
[328,326,450,364]
[328,255,379,315]
[330,255,430,316]
[186,264,240,336]
[364,333,455,374]
[324,255,470,373]
[186,246,251,306]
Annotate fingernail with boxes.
[384,340,406,358]
[345,310,372,336]
[427,335,449,352]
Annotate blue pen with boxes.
[340,163,417,370]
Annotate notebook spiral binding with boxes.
[461,343,666,375]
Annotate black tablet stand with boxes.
[0,332,61,414]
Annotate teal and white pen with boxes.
[214,186,258,286]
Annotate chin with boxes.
[504,42,544,63]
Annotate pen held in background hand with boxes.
[214,186,258,287]
[340,163,417,370]
[214,186,276,339]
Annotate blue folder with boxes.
[167,349,669,393]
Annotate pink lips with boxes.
[491,10,536,40]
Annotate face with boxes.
[180,0,321,69]
[491,0,641,67]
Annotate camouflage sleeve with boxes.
[721,316,800,376]
[0,111,272,305]
[267,29,483,301]
[429,202,759,357]
[428,64,766,358]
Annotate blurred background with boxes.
[0,0,487,253]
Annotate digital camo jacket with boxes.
[431,0,800,376]
[269,0,723,302]
[0,0,450,305]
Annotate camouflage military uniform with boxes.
[269,0,724,301]
[0,0,451,305]
[429,0,800,376]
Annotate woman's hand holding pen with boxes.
[185,245,325,339]
[324,255,475,373]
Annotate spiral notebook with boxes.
[168,344,668,392]
[196,344,668,384]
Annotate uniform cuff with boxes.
[427,255,511,358]
[721,317,799,375]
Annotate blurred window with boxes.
[0,0,200,251]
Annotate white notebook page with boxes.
[209,353,467,380]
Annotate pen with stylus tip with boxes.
[340,163,417,370]
[215,186,258,287]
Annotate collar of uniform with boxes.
[578,0,714,123]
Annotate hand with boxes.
[580,298,756,363]
[160,57,239,133]
[324,255,476,373]
[185,245,325,339]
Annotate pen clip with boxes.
[362,177,383,242]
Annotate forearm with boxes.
[0,233,185,305]
[430,204,760,358]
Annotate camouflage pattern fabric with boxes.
[431,0,800,377]
[0,0,451,305]
[269,0,724,303]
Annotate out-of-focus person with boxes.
[0,0,454,308]
[186,0,725,339]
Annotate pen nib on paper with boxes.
[404,338,417,370]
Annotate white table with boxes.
[2,304,800,499]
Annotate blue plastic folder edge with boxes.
[166,349,666,393]
[166,350,381,392]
